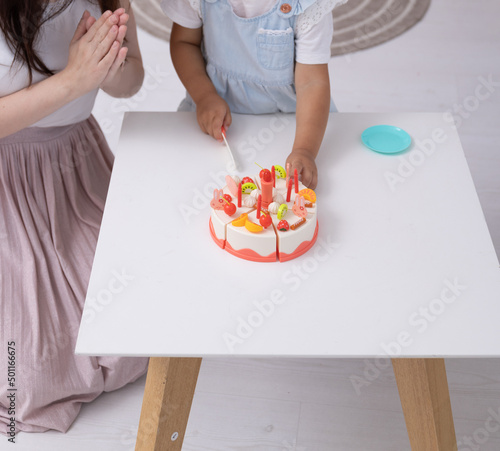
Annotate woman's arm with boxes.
[170,22,230,141]
[286,62,331,189]
[0,10,120,139]
[98,1,144,98]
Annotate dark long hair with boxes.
[0,0,120,84]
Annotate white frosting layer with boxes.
[244,196,257,207]
[273,192,285,204]
[275,177,288,191]
[268,202,280,214]
[226,209,276,257]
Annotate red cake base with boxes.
[209,218,319,263]
[278,220,319,262]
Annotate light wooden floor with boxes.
[12,359,500,450]
[12,0,500,449]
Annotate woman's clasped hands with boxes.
[63,8,129,96]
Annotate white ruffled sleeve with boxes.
[294,0,348,64]
[295,0,348,35]
[161,0,202,29]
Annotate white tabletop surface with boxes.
[75,112,500,358]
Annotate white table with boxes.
[76,112,500,451]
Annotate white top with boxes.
[75,112,500,358]
[0,0,101,127]
[162,0,345,64]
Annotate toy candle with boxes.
[260,175,273,209]
[238,181,242,207]
[286,178,293,202]
[286,163,290,186]
[294,168,299,193]
[256,194,262,219]
[271,165,276,187]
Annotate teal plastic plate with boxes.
[361,125,412,154]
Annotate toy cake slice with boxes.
[271,184,318,262]
[209,178,255,249]
[226,209,277,262]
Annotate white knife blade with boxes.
[221,127,238,171]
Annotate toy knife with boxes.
[221,126,238,171]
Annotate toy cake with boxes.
[209,164,318,262]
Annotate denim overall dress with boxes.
[179,0,336,114]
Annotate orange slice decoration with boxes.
[244,219,263,233]
[231,213,248,227]
[298,188,316,203]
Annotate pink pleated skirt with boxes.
[0,117,149,434]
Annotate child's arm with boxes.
[170,23,230,142]
[0,10,121,139]
[286,63,331,190]
[97,2,144,98]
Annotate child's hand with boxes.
[63,10,122,95]
[286,149,318,189]
[196,93,232,142]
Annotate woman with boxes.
[0,0,149,434]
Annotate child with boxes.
[0,0,148,434]
[163,0,346,189]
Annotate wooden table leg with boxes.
[392,358,457,451]
[135,357,202,451]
